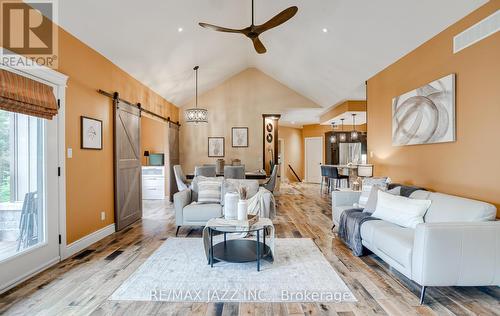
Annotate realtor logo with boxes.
[1,0,58,68]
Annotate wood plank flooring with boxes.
[0,183,499,315]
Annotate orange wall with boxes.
[59,29,178,243]
[278,126,304,181]
[367,1,500,217]
[141,115,166,165]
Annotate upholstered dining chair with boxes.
[261,165,279,193]
[224,165,245,179]
[194,165,216,177]
[173,165,188,191]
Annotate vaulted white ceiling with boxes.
[58,0,486,124]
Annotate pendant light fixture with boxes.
[184,66,208,123]
[330,121,337,144]
[351,113,359,141]
[339,118,347,142]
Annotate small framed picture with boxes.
[81,116,103,150]
[232,127,248,147]
[208,137,225,157]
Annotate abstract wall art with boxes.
[81,116,102,149]
[392,74,455,146]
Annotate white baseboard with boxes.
[63,224,115,259]
[0,256,60,295]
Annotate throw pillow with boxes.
[358,177,389,208]
[196,178,223,204]
[372,190,431,228]
[363,186,401,213]
[191,176,223,202]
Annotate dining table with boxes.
[185,171,268,180]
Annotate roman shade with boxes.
[0,69,58,119]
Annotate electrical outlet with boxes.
[101,211,105,221]
[67,148,72,158]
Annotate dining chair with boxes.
[194,165,216,177]
[173,165,189,191]
[224,165,245,179]
[261,165,279,193]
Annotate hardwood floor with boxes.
[0,183,499,315]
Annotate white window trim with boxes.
[1,51,69,261]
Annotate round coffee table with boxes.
[208,226,271,271]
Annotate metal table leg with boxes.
[210,228,214,268]
[256,229,260,271]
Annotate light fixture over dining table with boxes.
[184,66,208,123]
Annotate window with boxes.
[0,109,45,261]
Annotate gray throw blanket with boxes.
[338,208,377,256]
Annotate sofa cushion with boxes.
[197,179,223,204]
[360,220,399,245]
[423,192,497,223]
[358,177,389,208]
[363,186,401,213]
[183,203,222,222]
[191,176,223,202]
[371,224,415,270]
[372,191,431,228]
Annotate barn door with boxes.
[114,99,142,231]
[166,122,180,201]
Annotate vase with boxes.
[237,200,248,221]
[224,193,239,220]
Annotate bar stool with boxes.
[329,167,349,191]
[320,165,329,194]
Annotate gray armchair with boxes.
[173,177,274,236]
[224,165,245,179]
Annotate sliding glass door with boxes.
[0,73,60,293]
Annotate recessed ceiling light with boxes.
[178,27,183,32]
[322,28,328,33]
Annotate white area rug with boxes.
[110,238,356,303]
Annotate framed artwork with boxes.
[81,116,102,150]
[232,127,248,147]
[392,74,456,146]
[208,137,225,157]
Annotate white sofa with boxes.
[332,186,500,304]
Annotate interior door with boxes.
[114,100,142,231]
[166,122,179,201]
[0,71,60,293]
[305,137,323,183]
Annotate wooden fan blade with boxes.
[252,37,267,54]
[255,6,298,33]
[198,22,244,34]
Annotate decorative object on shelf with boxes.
[216,158,225,174]
[339,118,347,142]
[330,121,337,144]
[266,133,273,143]
[351,114,359,141]
[392,74,455,146]
[266,123,273,132]
[231,158,241,166]
[144,150,150,165]
[184,66,208,123]
[81,116,102,150]
[237,186,248,221]
[232,127,248,147]
[208,137,224,157]
[224,192,239,220]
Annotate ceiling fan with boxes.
[199,0,298,54]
